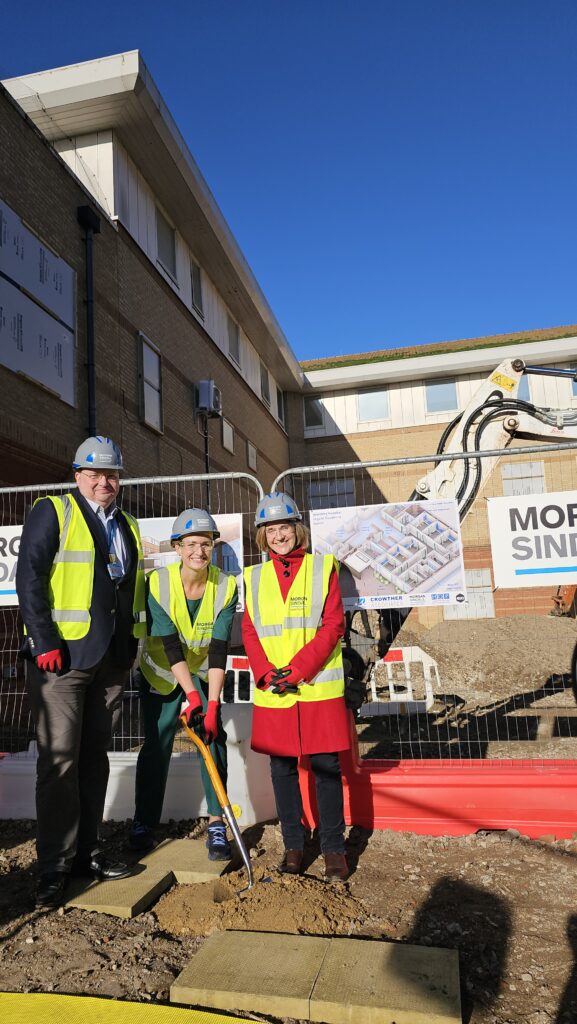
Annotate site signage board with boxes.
[310,499,466,610]
[488,491,577,588]
[0,277,76,406]
[0,525,21,606]
[0,198,75,329]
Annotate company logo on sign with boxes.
[488,492,577,589]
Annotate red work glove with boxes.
[184,689,203,726]
[271,665,303,695]
[36,649,62,673]
[257,669,280,691]
[202,700,220,745]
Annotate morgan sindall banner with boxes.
[488,491,577,588]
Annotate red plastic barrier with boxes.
[299,714,577,839]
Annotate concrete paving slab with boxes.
[65,867,173,918]
[140,838,228,883]
[310,936,461,1024]
[171,930,330,1018]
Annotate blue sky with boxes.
[2,1,576,360]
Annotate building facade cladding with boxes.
[0,85,290,488]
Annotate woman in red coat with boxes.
[242,492,350,882]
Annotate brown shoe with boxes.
[278,849,303,875]
[324,852,348,882]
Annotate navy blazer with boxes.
[16,489,139,671]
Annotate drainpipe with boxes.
[77,206,101,435]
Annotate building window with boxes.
[156,207,177,279]
[260,362,270,405]
[277,387,287,427]
[304,395,324,428]
[357,388,389,422]
[190,258,203,315]
[572,377,577,398]
[227,315,240,365]
[139,333,163,432]
[308,477,355,510]
[222,418,235,454]
[247,440,257,471]
[425,378,458,414]
[501,460,545,496]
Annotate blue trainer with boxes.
[129,820,156,852]
[206,822,232,861]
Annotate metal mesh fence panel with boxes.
[273,442,577,766]
[0,472,262,759]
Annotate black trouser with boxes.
[26,650,127,874]
[270,752,345,854]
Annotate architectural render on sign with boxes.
[314,504,461,598]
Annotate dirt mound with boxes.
[398,614,577,700]
[155,865,365,938]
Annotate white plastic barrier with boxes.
[360,646,440,716]
[0,704,276,826]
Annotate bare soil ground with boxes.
[2,615,577,1023]
[1,817,577,1024]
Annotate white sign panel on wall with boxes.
[0,526,21,606]
[310,500,467,610]
[0,198,75,329]
[139,513,245,609]
[488,491,577,588]
[0,276,76,406]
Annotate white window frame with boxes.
[501,460,545,496]
[425,378,458,414]
[190,257,203,316]
[357,387,390,423]
[227,315,240,366]
[304,395,325,429]
[260,362,271,406]
[222,418,235,454]
[138,332,163,434]
[155,206,177,281]
[247,440,257,471]
[276,386,287,427]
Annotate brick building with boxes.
[1,50,576,627]
[0,52,301,488]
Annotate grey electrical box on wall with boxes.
[195,379,222,417]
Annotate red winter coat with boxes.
[242,547,351,757]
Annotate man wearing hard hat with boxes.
[16,436,145,909]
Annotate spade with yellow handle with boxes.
[179,714,255,892]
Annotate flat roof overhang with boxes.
[3,51,303,390]
[303,335,577,391]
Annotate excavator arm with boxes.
[411,357,577,517]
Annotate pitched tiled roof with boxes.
[300,325,577,371]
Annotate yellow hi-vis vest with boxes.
[140,561,237,695]
[244,553,344,710]
[36,494,145,641]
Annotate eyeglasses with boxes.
[265,526,295,538]
[81,470,120,483]
[179,542,213,553]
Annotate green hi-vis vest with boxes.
[140,561,237,695]
[244,553,345,710]
[34,494,145,642]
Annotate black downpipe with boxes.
[77,206,101,435]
